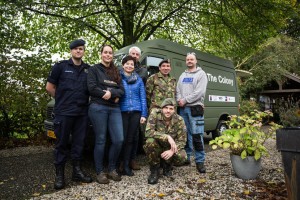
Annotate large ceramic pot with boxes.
[276,127,300,200]
[230,154,261,180]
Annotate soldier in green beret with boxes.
[143,98,187,184]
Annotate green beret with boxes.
[69,39,86,49]
[161,98,176,108]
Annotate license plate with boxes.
[47,130,56,139]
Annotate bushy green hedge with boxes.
[239,99,260,116]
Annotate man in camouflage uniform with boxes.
[144,98,187,184]
[146,59,176,112]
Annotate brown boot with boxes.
[96,172,109,184]
[108,170,122,181]
[130,160,141,170]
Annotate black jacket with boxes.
[87,63,124,107]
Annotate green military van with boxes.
[44,39,239,139]
[114,39,239,138]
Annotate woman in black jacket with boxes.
[88,44,124,184]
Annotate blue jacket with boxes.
[119,71,148,118]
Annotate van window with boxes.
[142,56,163,67]
[141,55,164,76]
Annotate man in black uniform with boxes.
[46,39,92,190]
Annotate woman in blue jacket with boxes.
[119,55,148,176]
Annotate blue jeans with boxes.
[88,103,124,173]
[179,107,205,163]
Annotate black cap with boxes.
[158,59,170,67]
[69,39,86,49]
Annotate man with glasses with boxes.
[176,52,208,173]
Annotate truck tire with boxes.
[212,120,227,139]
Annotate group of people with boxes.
[46,39,208,189]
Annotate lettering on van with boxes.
[209,95,236,102]
[206,73,234,86]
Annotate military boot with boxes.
[72,161,93,183]
[196,162,206,173]
[148,164,160,184]
[54,165,65,190]
[162,160,172,177]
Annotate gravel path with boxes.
[23,138,287,200]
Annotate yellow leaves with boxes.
[146,192,166,198]
[222,142,230,149]
[211,144,218,150]
[157,193,166,197]
[98,197,104,200]
[42,184,46,189]
[243,189,250,195]
[176,188,184,193]
[198,179,206,183]
[32,193,41,197]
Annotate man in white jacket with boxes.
[176,52,208,173]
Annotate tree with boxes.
[4,0,296,61]
[237,35,300,98]
[0,2,51,138]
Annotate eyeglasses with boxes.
[187,52,196,56]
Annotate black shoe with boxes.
[196,162,206,173]
[72,161,93,183]
[148,164,160,184]
[162,161,172,177]
[54,165,65,190]
[123,166,134,176]
[183,159,191,166]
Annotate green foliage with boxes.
[3,0,297,62]
[239,100,260,116]
[0,52,52,138]
[238,35,300,97]
[278,97,300,127]
[209,110,282,160]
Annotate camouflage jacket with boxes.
[146,72,176,110]
[145,108,187,150]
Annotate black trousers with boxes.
[120,111,141,164]
[53,115,88,165]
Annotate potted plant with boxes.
[209,109,281,180]
[276,98,300,200]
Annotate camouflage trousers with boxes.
[143,138,187,166]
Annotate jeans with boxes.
[179,107,205,163]
[88,103,124,173]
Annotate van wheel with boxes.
[212,120,227,139]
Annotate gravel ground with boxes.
[7,138,285,200]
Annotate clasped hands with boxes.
[161,135,178,160]
[102,90,119,103]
